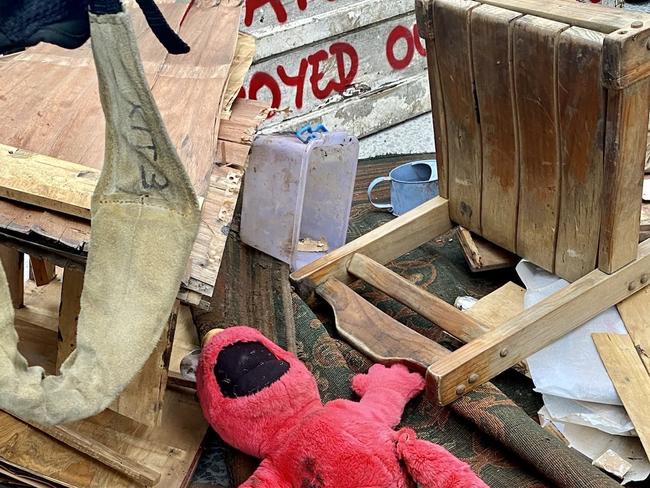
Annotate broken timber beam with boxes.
[428,237,650,405]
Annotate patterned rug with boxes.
[191,155,617,488]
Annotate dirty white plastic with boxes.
[241,132,359,271]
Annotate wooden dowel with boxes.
[347,253,490,343]
[15,416,161,486]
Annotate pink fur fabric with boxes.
[197,326,488,488]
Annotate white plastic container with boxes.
[241,131,359,271]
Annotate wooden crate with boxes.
[417,0,650,281]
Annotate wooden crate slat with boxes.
[617,286,650,375]
[599,79,650,273]
[554,27,606,281]
[433,0,482,232]
[477,0,645,32]
[471,4,522,252]
[513,15,567,272]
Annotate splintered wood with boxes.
[423,0,650,282]
[457,227,518,272]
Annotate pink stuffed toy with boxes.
[197,326,488,488]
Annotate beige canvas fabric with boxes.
[0,10,200,425]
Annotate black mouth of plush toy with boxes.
[215,341,290,398]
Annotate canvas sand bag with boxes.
[0,7,200,424]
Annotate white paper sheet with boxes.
[539,408,650,484]
[543,394,635,436]
[518,261,626,405]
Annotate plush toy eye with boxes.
[215,341,290,397]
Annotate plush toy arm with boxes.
[351,364,425,427]
[239,459,291,488]
[397,429,488,488]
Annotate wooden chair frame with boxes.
[292,198,650,405]
[292,0,650,406]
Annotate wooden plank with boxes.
[242,0,362,33]
[317,278,449,370]
[645,116,650,173]
[602,23,650,90]
[617,286,650,375]
[29,257,56,286]
[0,145,97,219]
[426,237,650,405]
[2,307,208,488]
[319,276,527,383]
[347,253,490,343]
[215,140,250,168]
[417,0,448,198]
[466,282,525,330]
[465,281,529,376]
[182,166,243,304]
[257,72,431,139]
[599,79,650,273]
[593,333,650,459]
[471,5,522,252]
[0,389,207,488]
[456,227,518,272]
[56,267,84,372]
[472,0,646,32]
[245,13,426,123]
[222,33,256,118]
[433,0,482,231]
[513,16,567,272]
[0,245,24,308]
[0,2,236,198]
[424,37,448,199]
[168,305,200,381]
[555,27,606,282]
[246,0,413,62]
[148,0,241,197]
[12,416,161,487]
[109,302,178,428]
[291,196,452,295]
[219,99,268,144]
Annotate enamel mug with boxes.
[368,160,439,216]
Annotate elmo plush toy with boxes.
[197,326,488,488]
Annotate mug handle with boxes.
[421,160,438,181]
[368,176,392,211]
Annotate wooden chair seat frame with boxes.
[292,0,650,406]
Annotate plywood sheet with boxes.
[0,389,206,488]
[0,1,240,197]
[3,300,207,488]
